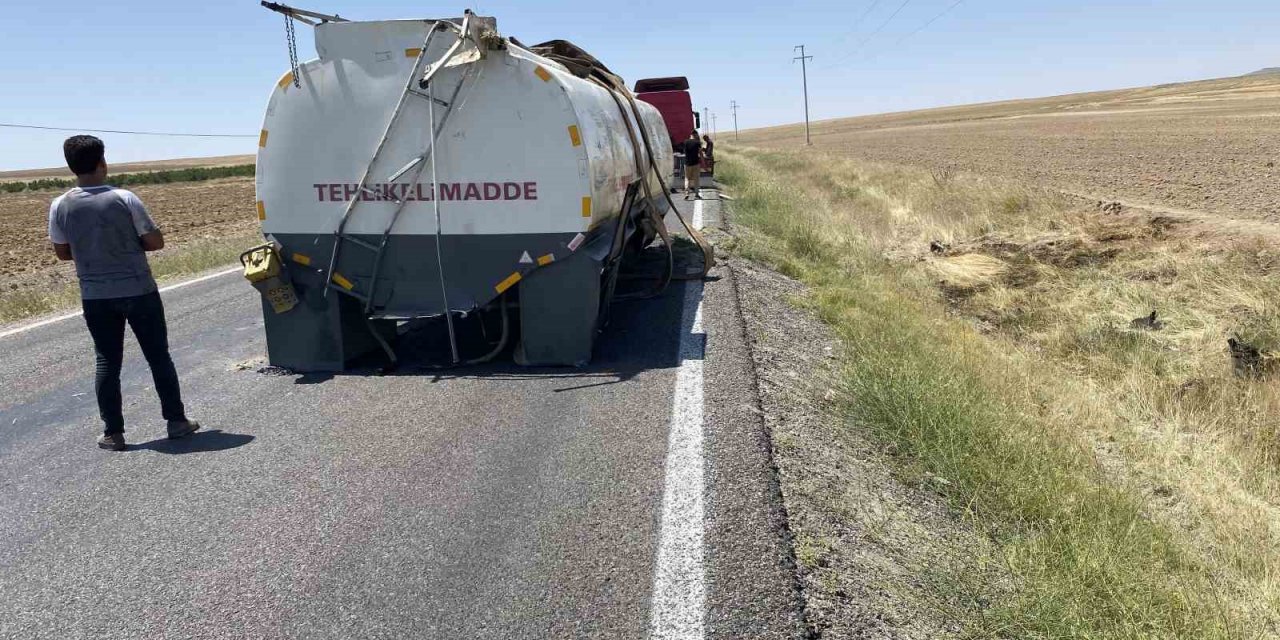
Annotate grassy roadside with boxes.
[719,147,1279,637]
[0,232,261,324]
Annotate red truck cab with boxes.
[634,76,699,155]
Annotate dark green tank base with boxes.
[258,223,629,371]
[513,248,603,367]
[261,280,396,372]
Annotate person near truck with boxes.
[48,135,200,451]
[680,130,702,200]
[701,134,715,177]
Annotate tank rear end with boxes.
[254,16,672,370]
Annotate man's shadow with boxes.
[128,429,254,454]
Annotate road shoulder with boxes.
[726,257,997,638]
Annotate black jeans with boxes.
[82,291,186,435]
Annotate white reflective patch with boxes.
[518,251,534,264]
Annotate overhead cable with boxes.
[0,122,257,138]
[831,0,885,45]
[824,0,913,68]
[892,0,965,47]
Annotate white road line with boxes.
[649,280,706,639]
[0,266,241,340]
[692,197,704,230]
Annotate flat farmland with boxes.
[0,177,258,304]
[737,73,1280,220]
[0,154,256,182]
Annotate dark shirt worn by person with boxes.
[681,138,702,165]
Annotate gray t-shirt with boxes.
[48,186,159,300]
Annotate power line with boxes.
[831,0,885,45]
[0,122,257,138]
[852,0,913,55]
[856,0,968,66]
[891,0,965,47]
[825,0,913,68]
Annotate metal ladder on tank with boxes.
[322,12,481,323]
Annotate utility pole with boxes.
[703,107,709,134]
[711,112,717,139]
[793,45,813,145]
[730,100,739,141]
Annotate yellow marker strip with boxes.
[567,125,582,147]
[581,196,592,218]
[495,271,522,294]
[405,47,422,58]
[534,66,552,82]
[255,200,266,221]
[258,130,269,148]
[291,252,312,266]
[331,272,354,290]
[277,72,294,90]
[537,254,555,266]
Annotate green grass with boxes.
[0,232,261,324]
[1,164,255,193]
[717,148,1248,638]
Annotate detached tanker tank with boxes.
[253,6,677,371]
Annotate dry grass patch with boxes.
[0,231,261,324]
[719,146,1280,637]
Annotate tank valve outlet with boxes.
[240,243,299,314]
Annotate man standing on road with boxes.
[680,130,703,200]
[49,135,200,451]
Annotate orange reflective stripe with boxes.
[495,272,522,294]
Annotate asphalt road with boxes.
[0,187,807,639]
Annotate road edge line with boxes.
[0,266,241,340]
[649,202,708,637]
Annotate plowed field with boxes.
[736,73,1280,220]
[0,178,258,296]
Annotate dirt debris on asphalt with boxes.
[728,255,1000,638]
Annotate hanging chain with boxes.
[284,14,301,88]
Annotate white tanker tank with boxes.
[251,5,687,371]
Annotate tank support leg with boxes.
[514,254,602,367]
[262,279,394,372]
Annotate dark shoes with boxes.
[97,433,127,451]
[167,420,202,440]
[96,420,201,451]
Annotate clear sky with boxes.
[1,0,1277,170]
